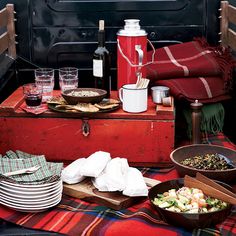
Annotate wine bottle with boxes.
[93,20,111,97]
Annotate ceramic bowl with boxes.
[62,88,107,105]
[170,144,236,183]
[148,178,233,229]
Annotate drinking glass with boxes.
[23,83,43,109]
[35,68,54,102]
[59,67,78,92]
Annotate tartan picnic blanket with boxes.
[0,133,236,236]
[146,38,236,103]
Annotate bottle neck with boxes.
[98,30,105,47]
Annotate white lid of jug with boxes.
[117,19,147,36]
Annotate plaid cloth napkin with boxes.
[0,150,63,184]
[20,103,48,115]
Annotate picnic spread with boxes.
[1,0,236,235]
[1,29,236,236]
[0,133,235,236]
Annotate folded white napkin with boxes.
[80,151,111,178]
[92,157,129,191]
[61,158,86,184]
[122,167,148,197]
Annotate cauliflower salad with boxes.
[152,187,228,213]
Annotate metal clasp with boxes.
[82,119,90,137]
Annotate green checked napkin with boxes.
[0,150,63,184]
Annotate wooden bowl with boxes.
[148,178,233,229]
[62,88,107,105]
[170,144,236,183]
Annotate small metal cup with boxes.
[151,86,169,104]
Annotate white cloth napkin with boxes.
[122,167,148,197]
[61,158,86,184]
[92,157,129,191]
[80,151,111,178]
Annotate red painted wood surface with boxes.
[0,88,175,166]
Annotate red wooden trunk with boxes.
[0,88,175,166]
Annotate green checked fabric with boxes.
[15,150,46,159]
[15,150,63,183]
[0,150,63,184]
[5,150,20,159]
[47,162,63,178]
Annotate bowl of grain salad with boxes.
[62,88,107,104]
[170,144,236,183]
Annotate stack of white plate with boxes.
[0,179,62,212]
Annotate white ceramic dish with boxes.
[0,197,62,213]
[0,182,62,196]
[0,185,62,199]
[1,179,61,188]
[0,180,62,192]
[0,191,62,204]
[0,193,62,208]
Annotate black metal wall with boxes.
[1,0,221,87]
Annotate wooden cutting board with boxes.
[63,177,160,210]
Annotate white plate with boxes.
[0,193,62,208]
[0,180,62,192]
[0,185,62,199]
[1,179,61,188]
[0,197,62,213]
[0,182,62,196]
[0,191,62,205]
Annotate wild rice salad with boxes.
[180,153,234,170]
[67,90,99,97]
[152,187,228,213]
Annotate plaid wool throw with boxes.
[146,38,236,103]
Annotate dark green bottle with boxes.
[93,20,111,97]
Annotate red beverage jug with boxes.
[117,19,148,90]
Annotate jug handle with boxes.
[135,45,143,66]
[117,39,156,68]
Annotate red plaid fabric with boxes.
[155,76,231,103]
[203,132,236,149]
[146,38,236,103]
[0,133,235,236]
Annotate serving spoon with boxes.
[184,173,236,205]
[217,154,236,168]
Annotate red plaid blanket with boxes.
[146,38,236,103]
[0,133,236,236]
[156,77,231,103]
